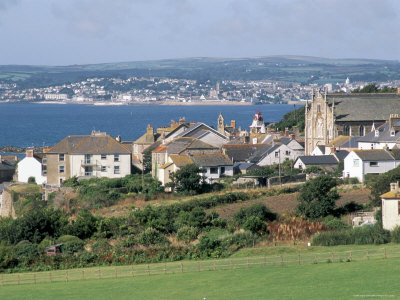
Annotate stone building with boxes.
[304,89,400,155]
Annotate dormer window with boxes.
[375,130,379,137]
[390,129,396,137]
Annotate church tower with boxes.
[217,112,225,135]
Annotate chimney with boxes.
[389,114,400,129]
[331,147,336,154]
[284,127,289,136]
[189,121,196,127]
[146,124,154,136]
[289,133,295,140]
[116,135,121,142]
[293,126,299,139]
[179,117,186,125]
[230,120,236,129]
[26,149,34,158]
[397,87,400,95]
[390,182,400,192]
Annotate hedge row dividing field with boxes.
[1,245,400,287]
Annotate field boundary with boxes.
[1,246,400,287]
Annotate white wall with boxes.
[343,151,400,182]
[382,198,400,230]
[17,157,46,184]
[358,142,397,150]
[70,154,131,178]
[258,144,297,166]
[202,165,233,183]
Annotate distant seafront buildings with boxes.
[2,74,400,105]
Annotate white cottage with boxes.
[17,149,47,184]
[381,182,400,230]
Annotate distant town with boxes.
[1,75,400,105]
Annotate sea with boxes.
[0,103,299,148]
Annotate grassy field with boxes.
[1,256,399,299]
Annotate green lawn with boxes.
[1,257,400,299]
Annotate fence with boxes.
[1,246,400,287]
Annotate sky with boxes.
[0,0,399,65]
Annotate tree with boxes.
[296,175,340,220]
[366,165,400,206]
[167,164,204,194]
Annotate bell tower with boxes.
[217,112,225,135]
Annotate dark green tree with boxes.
[167,164,204,194]
[366,165,400,206]
[296,175,340,219]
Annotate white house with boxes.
[257,143,301,166]
[294,155,339,171]
[381,182,400,230]
[343,149,400,182]
[17,149,47,184]
[192,153,234,183]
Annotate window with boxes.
[114,154,120,162]
[114,166,120,174]
[84,166,93,176]
[371,144,374,149]
[59,154,65,162]
[84,154,92,164]
[391,130,396,137]
[59,165,65,174]
[343,125,350,136]
[353,159,360,167]
[42,157,47,164]
[101,154,107,160]
[101,166,106,172]
[275,151,279,158]
[210,167,218,174]
[398,201,400,216]
[375,130,379,137]
[317,104,321,113]
[220,167,225,174]
[360,125,365,136]
[285,151,291,156]
[42,165,47,175]
[369,161,378,167]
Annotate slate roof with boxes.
[353,150,395,161]
[327,93,400,122]
[165,137,217,154]
[0,160,15,171]
[358,122,400,143]
[47,134,131,154]
[327,135,360,148]
[332,150,349,161]
[223,144,272,163]
[233,162,255,170]
[296,155,339,165]
[191,154,233,167]
[176,122,227,140]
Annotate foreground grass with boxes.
[1,257,400,299]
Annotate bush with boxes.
[323,217,347,230]
[311,224,390,246]
[28,176,36,184]
[121,235,137,248]
[138,228,170,246]
[177,207,206,228]
[176,226,198,244]
[91,239,112,254]
[233,203,276,227]
[220,231,259,248]
[391,226,400,243]
[243,216,267,235]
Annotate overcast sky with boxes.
[0,0,399,65]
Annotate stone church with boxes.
[305,89,400,154]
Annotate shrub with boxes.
[176,226,198,244]
[28,176,36,184]
[243,216,267,235]
[323,217,347,230]
[121,235,137,248]
[220,231,259,248]
[311,230,354,246]
[138,228,170,246]
[233,203,276,227]
[91,239,112,254]
[391,226,400,243]
[177,207,206,228]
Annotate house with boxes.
[157,153,233,186]
[305,89,400,154]
[152,137,219,179]
[381,182,400,230]
[175,122,229,148]
[17,149,47,184]
[45,131,132,185]
[358,114,400,150]
[191,153,234,183]
[325,135,360,153]
[311,145,326,156]
[343,149,400,182]
[294,155,339,171]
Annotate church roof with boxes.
[328,93,400,122]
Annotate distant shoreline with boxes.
[1,100,258,106]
